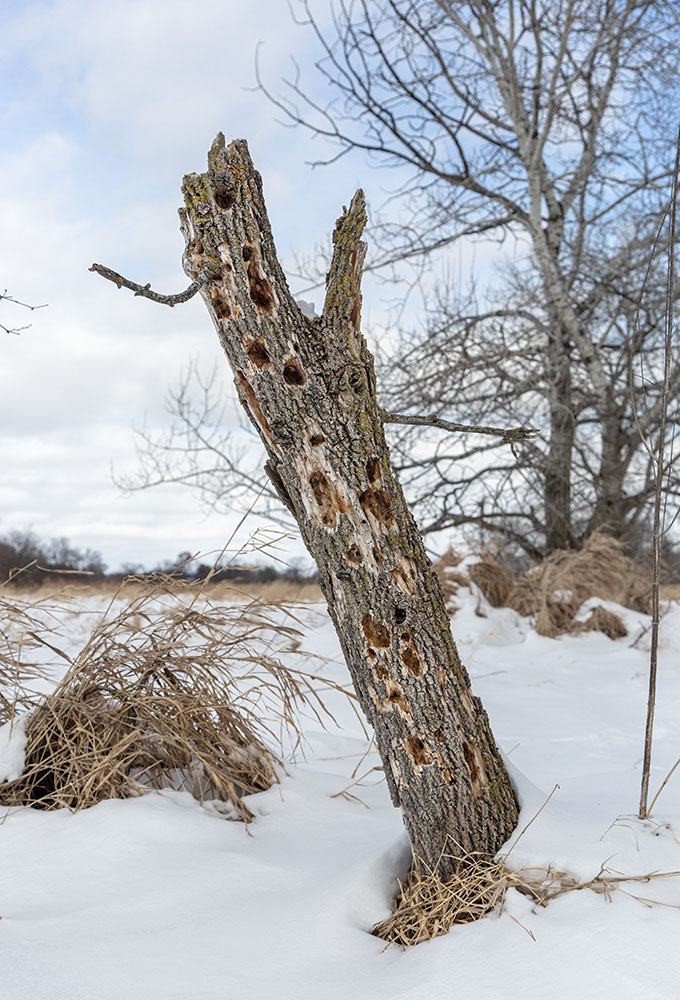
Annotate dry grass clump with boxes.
[0,577,334,819]
[372,853,509,946]
[467,554,514,608]
[580,605,629,640]
[432,548,470,605]
[461,532,636,638]
[528,531,630,637]
[372,852,680,947]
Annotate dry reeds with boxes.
[2,577,324,605]
[372,851,680,947]
[462,532,636,638]
[372,853,508,946]
[467,555,514,608]
[0,577,336,819]
[0,588,67,722]
[528,532,630,637]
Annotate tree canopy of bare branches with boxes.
[262,0,680,556]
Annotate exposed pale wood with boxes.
[179,134,518,873]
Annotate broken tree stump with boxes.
[178,135,518,875]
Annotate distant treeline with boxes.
[0,530,317,588]
[0,530,107,586]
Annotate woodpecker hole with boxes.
[359,488,394,526]
[366,457,381,483]
[214,185,235,211]
[362,613,391,649]
[283,357,307,386]
[404,735,431,770]
[210,290,231,320]
[246,338,272,369]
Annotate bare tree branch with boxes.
[381,408,538,447]
[89,263,212,306]
[0,289,47,335]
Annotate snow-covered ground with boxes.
[1,587,679,1000]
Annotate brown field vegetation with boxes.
[2,576,324,604]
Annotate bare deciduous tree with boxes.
[263,0,680,556]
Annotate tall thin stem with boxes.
[639,126,680,820]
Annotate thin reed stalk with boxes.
[639,125,680,820]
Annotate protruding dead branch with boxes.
[88,263,212,307]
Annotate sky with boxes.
[0,0,395,572]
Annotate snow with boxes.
[0,716,28,784]
[1,587,679,999]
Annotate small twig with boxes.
[501,783,560,860]
[0,289,47,335]
[381,409,539,451]
[647,756,680,817]
[88,263,212,307]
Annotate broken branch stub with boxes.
[179,134,518,873]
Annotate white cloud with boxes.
[0,0,413,570]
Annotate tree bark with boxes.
[544,330,575,552]
[179,134,518,875]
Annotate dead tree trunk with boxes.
[179,134,518,875]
